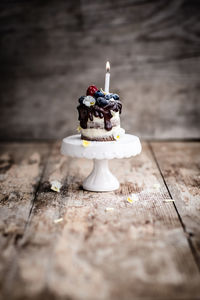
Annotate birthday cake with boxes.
[77,85,125,141]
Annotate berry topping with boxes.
[105,93,114,100]
[78,96,85,104]
[112,94,119,100]
[86,85,98,96]
[94,90,105,98]
[96,97,108,107]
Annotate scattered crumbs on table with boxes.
[54,218,63,224]
[50,180,62,192]
[164,199,175,202]
[82,140,91,147]
[105,207,115,212]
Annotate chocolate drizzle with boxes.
[77,101,122,131]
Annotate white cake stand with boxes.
[61,134,141,192]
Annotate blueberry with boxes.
[78,96,85,104]
[96,97,108,107]
[105,93,114,100]
[94,90,105,98]
[112,94,119,100]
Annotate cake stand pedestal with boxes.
[61,134,141,192]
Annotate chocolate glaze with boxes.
[77,101,122,131]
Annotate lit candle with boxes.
[104,61,110,93]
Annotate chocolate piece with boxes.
[81,134,115,141]
[77,101,122,131]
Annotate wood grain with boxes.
[151,142,200,267]
[0,0,200,140]
[1,142,199,300]
[0,142,49,298]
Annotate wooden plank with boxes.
[151,142,200,268]
[0,0,199,140]
[2,142,200,300]
[0,142,49,297]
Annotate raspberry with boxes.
[86,85,98,96]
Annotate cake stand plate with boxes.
[61,134,142,192]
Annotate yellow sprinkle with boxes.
[54,218,63,224]
[100,88,106,95]
[90,101,95,106]
[116,135,120,140]
[82,140,90,147]
[127,197,133,203]
[77,126,81,132]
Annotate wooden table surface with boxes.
[0,141,199,300]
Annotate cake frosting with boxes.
[77,85,125,141]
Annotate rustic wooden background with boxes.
[0,0,200,140]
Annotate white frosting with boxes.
[87,111,120,127]
[81,125,125,139]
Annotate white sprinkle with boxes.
[50,180,62,192]
[105,207,114,212]
[54,218,63,224]
[164,199,174,202]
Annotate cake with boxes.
[77,85,125,141]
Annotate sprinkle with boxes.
[113,132,120,141]
[77,126,81,132]
[90,101,95,106]
[127,197,133,203]
[54,218,63,224]
[50,180,62,192]
[164,199,175,202]
[100,88,106,94]
[105,207,114,212]
[82,140,91,147]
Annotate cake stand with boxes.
[61,134,141,192]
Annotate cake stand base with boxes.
[61,134,141,192]
[83,159,119,192]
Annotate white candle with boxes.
[104,61,110,93]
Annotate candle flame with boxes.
[106,61,110,72]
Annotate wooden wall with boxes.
[0,0,199,140]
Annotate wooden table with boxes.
[0,141,199,300]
